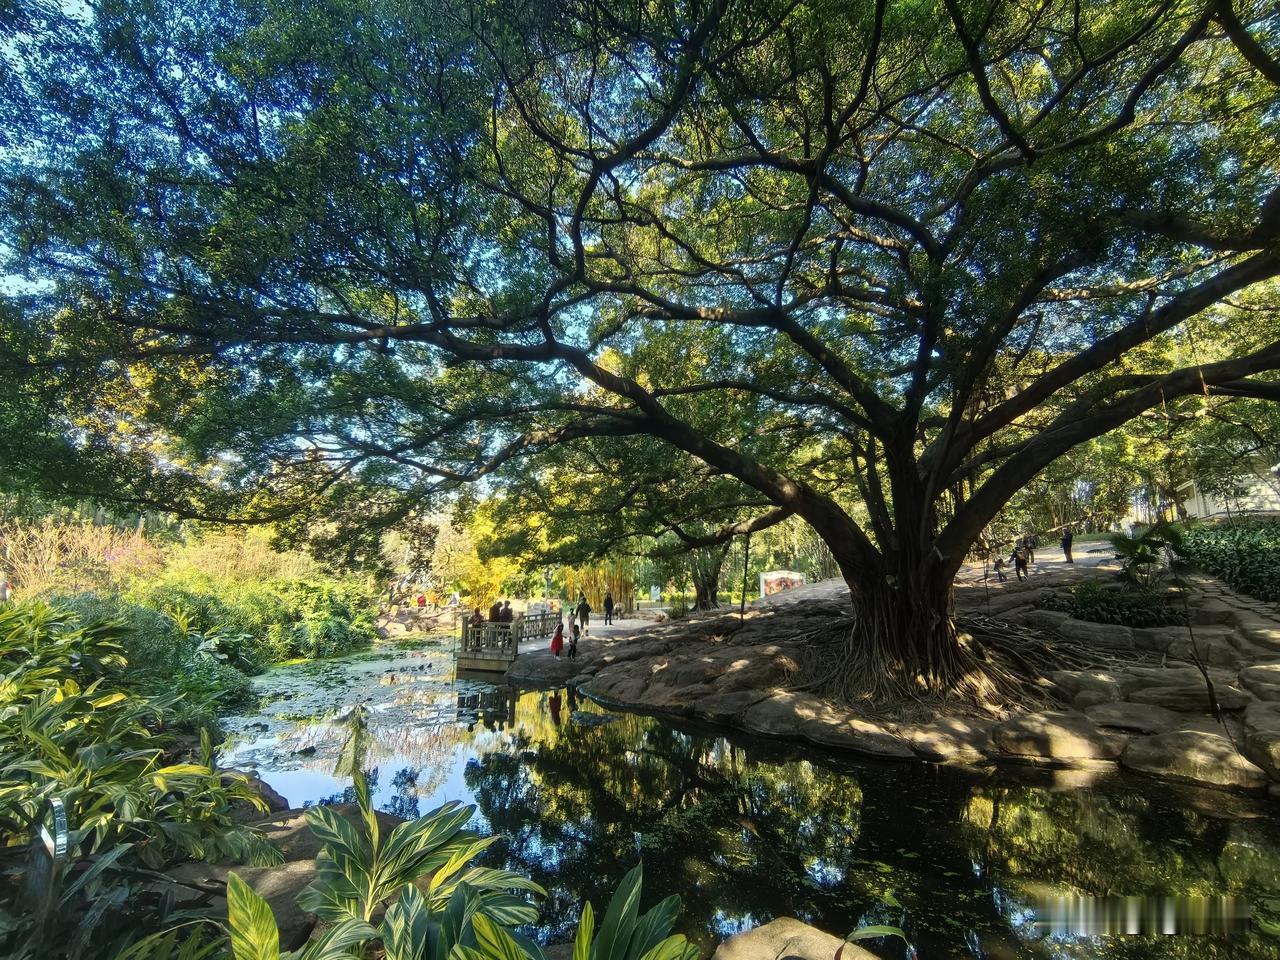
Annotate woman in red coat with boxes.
[549,622,565,658]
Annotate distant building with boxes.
[1176,463,1280,520]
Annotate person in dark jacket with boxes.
[1012,545,1029,581]
[1061,528,1075,563]
[488,599,502,621]
[603,591,615,625]
[576,593,592,631]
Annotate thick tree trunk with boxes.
[840,557,963,693]
[693,570,720,611]
[690,545,725,611]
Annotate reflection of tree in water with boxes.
[464,701,1280,960]
[310,766,381,807]
[387,766,421,821]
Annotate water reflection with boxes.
[219,646,1280,959]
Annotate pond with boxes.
[218,641,1280,960]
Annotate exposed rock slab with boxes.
[796,701,915,758]
[507,653,582,686]
[1048,670,1123,707]
[900,717,995,761]
[713,918,877,960]
[994,710,1127,760]
[1125,682,1250,712]
[1121,730,1268,790]
[740,691,809,738]
[691,689,772,724]
[1240,663,1280,698]
[1055,619,1134,650]
[1084,701,1181,734]
[1243,701,1280,779]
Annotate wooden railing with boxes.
[458,609,563,658]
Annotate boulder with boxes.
[1047,670,1123,705]
[741,691,808,738]
[1055,619,1134,650]
[708,647,799,693]
[1084,701,1181,734]
[1126,682,1250,712]
[713,918,878,960]
[1022,609,1071,633]
[1240,663,1280,698]
[1187,600,1239,626]
[1132,626,1179,653]
[691,689,772,724]
[993,710,1127,761]
[1243,700,1280,779]
[797,703,916,758]
[1236,617,1280,652]
[900,717,996,761]
[1167,630,1244,668]
[1121,730,1268,790]
[506,653,581,687]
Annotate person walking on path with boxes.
[576,593,592,632]
[569,623,580,660]
[549,622,564,658]
[603,591,615,625]
[1012,544,1029,581]
[1023,534,1037,565]
[1061,528,1074,563]
[993,556,1007,582]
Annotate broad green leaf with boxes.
[592,865,643,960]
[294,918,376,960]
[470,913,530,960]
[636,936,699,960]
[572,901,594,960]
[227,873,280,960]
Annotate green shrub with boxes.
[1177,519,1280,603]
[125,572,377,664]
[51,592,254,726]
[1041,579,1187,628]
[54,591,187,676]
[0,601,279,959]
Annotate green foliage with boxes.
[55,592,254,728]
[1041,579,1186,628]
[298,768,543,924]
[0,601,280,959]
[1108,521,1184,590]
[126,573,376,662]
[1178,518,1280,603]
[566,865,697,960]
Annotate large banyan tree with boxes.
[3,0,1279,695]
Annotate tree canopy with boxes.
[3,0,1279,688]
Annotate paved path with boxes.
[516,614,658,655]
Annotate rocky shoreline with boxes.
[508,552,1280,795]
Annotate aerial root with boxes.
[786,614,1103,721]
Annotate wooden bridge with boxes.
[456,610,562,672]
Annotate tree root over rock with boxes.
[787,615,1111,721]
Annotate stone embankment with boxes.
[509,548,1280,794]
